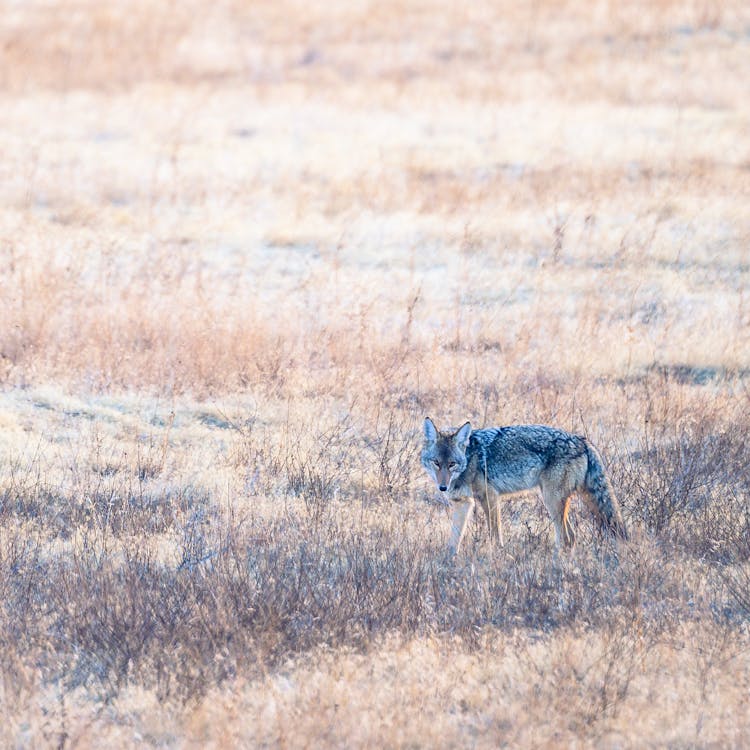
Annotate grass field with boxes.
[1,0,750,746]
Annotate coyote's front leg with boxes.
[449,498,475,555]
[475,485,503,548]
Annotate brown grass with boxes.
[1,0,750,746]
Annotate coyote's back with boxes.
[421,417,627,553]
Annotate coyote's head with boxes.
[420,417,472,493]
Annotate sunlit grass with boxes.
[1,0,749,746]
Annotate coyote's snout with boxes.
[421,417,627,554]
[421,420,472,493]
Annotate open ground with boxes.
[1,0,750,746]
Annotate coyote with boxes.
[421,417,627,554]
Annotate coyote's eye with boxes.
[448,462,457,470]
[432,459,440,468]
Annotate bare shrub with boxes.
[723,565,750,620]
[281,414,356,522]
[360,410,420,503]
[0,478,212,540]
[614,382,750,559]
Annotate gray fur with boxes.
[422,419,627,553]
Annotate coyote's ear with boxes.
[423,417,438,442]
[454,421,472,449]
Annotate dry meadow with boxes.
[1,0,750,747]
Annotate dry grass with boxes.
[1,0,750,747]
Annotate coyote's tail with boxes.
[583,440,628,540]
